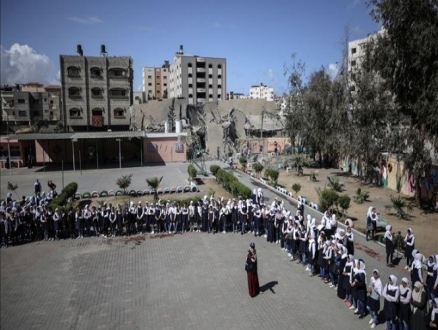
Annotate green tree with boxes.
[252,163,264,178]
[292,183,301,195]
[187,164,197,180]
[365,0,438,204]
[338,194,351,218]
[146,176,163,201]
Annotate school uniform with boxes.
[383,276,400,325]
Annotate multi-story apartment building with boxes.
[60,45,133,131]
[142,61,170,100]
[226,91,247,100]
[249,83,274,101]
[1,82,62,129]
[169,45,226,105]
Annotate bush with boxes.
[353,187,370,204]
[214,168,251,198]
[210,165,220,176]
[338,194,351,217]
[239,157,247,165]
[188,164,197,180]
[292,183,301,195]
[327,176,344,192]
[116,174,133,194]
[315,187,339,212]
[49,182,78,211]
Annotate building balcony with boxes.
[49,104,58,110]
[109,94,128,99]
[48,115,58,121]
[196,68,206,73]
[196,57,206,62]
[197,88,206,93]
[196,98,206,103]
[2,103,14,110]
[196,78,206,83]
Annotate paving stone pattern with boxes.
[1,226,407,330]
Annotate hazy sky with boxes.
[0,0,380,94]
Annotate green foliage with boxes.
[49,182,78,212]
[366,0,438,204]
[215,168,251,198]
[97,200,106,207]
[146,176,163,201]
[239,156,247,165]
[264,168,280,184]
[315,187,339,212]
[385,195,413,220]
[252,163,264,178]
[338,194,351,217]
[116,174,133,193]
[353,187,370,204]
[210,165,220,176]
[187,164,197,180]
[327,176,344,192]
[292,183,301,195]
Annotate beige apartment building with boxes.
[142,61,170,100]
[60,44,133,131]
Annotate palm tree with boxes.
[146,176,163,201]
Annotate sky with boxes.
[0,0,380,95]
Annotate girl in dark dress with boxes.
[343,254,354,306]
[411,253,424,288]
[404,228,415,269]
[367,269,382,328]
[383,275,399,330]
[336,246,348,299]
[352,260,367,319]
[231,201,238,233]
[430,298,438,329]
[426,255,436,299]
[246,242,260,298]
[267,208,276,243]
[345,226,354,255]
[398,277,412,330]
[384,225,394,266]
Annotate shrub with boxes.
[116,174,133,194]
[353,187,370,204]
[210,165,220,176]
[292,183,301,195]
[385,195,413,219]
[214,168,251,198]
[338,194,351,217]
[188,164,197,180]
[239,157,247,165]
[49,182,78,211]
[315,187,339,212]
[327,176,344,192]
[265,168,279,184]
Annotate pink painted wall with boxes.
[143,137,186,163]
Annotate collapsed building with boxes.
[130,98,286,158]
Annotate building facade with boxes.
[169,45,226,105]
[1,83,62,130]
[249,83,274,101]
[142,61,170,100]
[60,45,134,131]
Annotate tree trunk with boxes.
[415,172,421,207]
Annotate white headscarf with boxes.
[399,277,410,295]
[367,206,374,218]
[412,253,424,270]
[370,269,382,295]
[431,298,438,324]
[388,274,398,289]
[412,281,425,313]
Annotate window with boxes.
[208,94,213,98]
[33,111,41,116]
[148,75,152,79]
[18,99,25,104]
[156,76,160,79]
[108,68,127,77]
[50,100,53,104]
[218,85,222,89]
[113,108,124,117]
[19,111,27,117]
[68,87,81,97]
[33,99,41,105]
[208,64,212,68]
[67,66,80,76]
[189,94,193,98]
[175,143,184,153]
[218,74,222,79]
[90,67,101,77]
[350,85,356,92]
[110,89,127,97]
[148,83,152,86]
[351,60,357,67]
[188,73,192,78]
[218,94,221,99]
[91,88,103,97]
[188,63,192,68]
[92,108,102,116]
[208,84,213,88]
[208,74,213,78]
[351,48,357,54]
[44,98,47,102]
[189,84,193,88]
[69,108,81,117]
[218,64,222,69]
[163,83,167,86]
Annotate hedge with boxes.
[210,165,220,176]
[215,168,251,198]
[49,182,78,211]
